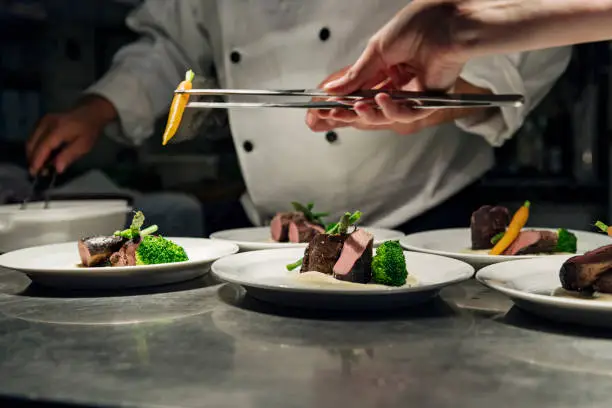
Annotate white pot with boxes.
[0,200,131,253]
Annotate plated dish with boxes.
[400,202,610,268]
[476,220,612,326]
[211,211,473,310]
[79,211,188,267]
[0,211,238,289]
[210,202,404,251]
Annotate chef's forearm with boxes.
[453,0,612,57]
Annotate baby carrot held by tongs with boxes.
[489,201,531,255]
[595,221,612,236]
[162,69,195,145]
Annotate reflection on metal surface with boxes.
[0,269,221,325]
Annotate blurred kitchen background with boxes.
[0,0,611,230]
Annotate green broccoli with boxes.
[135,235,188,265]
[371,240,407,287]
[556,228,577,253]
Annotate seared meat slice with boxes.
[78,235,126,267]
[300,233,347,275]
[109,239,141,267]
[560,244,612,292]
[270,212,306,242]
[470,205,510,250]
[333,228,374,284]
[288,220,325,243]
[502,230,558,255]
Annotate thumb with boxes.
[324,43,385,94]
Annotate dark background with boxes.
[1,0,611,230]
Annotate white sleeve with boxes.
[84,0,216,145]
[455,46,572,147]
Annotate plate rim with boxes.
[211,247,474,295]
[400,227,609,261]
[0,237,239,275]
[475,257,612,312]
[210,226,406,249]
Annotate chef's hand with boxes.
[307,67,492,134]
[26,95,117,175]
[316,0,471,126]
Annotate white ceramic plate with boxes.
[210,226,404,251]
[211,248,473,310]
[476,256,612,327]
[400,228,610,268]
[0,238,239,290]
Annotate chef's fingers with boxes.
[53,137,93,174]
[324,44,385,94]
[375,93,433,123]
[28,126,71,175]
[328,108,359,123]
[26,115,56,163]
[306,111,348,132]
[353,101,393,125]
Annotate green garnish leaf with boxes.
[491,232,505,245]
[286,258,303,271]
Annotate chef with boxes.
[26,0,571,234]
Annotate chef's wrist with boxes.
[73,95,119,129]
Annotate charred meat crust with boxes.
[560,244,612,292]
[78,235,126,267]
[470,205,510,250]
[300,233,347,275]
[300,229,374,284]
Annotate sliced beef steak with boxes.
[560,244,612,292]
[109,239,140,267]
[288,220,325,243]
[78,235,126,267]
[270,212,306,242]
[502,230,558,255]
[300,233,347,275]
[470,205,510,250]
[333,228,374,284]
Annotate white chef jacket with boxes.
[86,0,572,228]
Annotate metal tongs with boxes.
[20,148,61,210]
[177,88,525,110]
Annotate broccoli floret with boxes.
[114,211,158,239]
[556,228,577,253]
[371,240,407,287]
[135,235,188,265]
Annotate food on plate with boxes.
[270,202,328,243]
[371,240,408,287]
[489,201,531,255]
[559,245,612,293]
[595,221,612,237]
[559,220,612,294]
[286,211,410,287]
[469,201,578,255]
[470,205,510,250]
[162,69,195,146]
[78,211,188,267]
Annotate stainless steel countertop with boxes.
[0,267,611,408]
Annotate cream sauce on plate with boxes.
[551,287,612,302]
[292,271,418,290]
[461,248,573,256]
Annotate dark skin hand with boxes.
[306,66,494,135]
[26,95,117,175]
